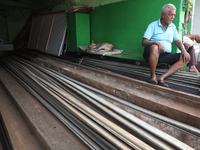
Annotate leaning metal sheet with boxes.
[37,14,53,52]
[46,13,67,56]
[28,16,43,50]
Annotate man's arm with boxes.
[184,34,200,43]
[142,38,154,47]
[175,39,190,62]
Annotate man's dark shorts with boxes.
[143,46,181,66]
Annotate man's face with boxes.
[162,9,176,25]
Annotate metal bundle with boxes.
[79,57,200,91]
[0,56,195,150]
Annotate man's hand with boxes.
[181,51,190,63]
[156,42,165,53]
[195,34,200,43]
[175,39,190,63]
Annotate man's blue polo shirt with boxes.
[143,18,180,53]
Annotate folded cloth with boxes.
[183,36,194,47]
[79,46,123,56]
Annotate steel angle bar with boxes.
[1,59,96,149]
[13,76,100,150]
[55,75,194,150]
[84,95,194,150]
[58,104,118,150]
[34,76,146,149]
[17,66,133,149]
[3,56,196,149]
[56,79,173,149]
[82,63,199,90]
[81,58,200,86]
[80,61,193,82]
[45,66,194,150]
[19,59,199,137]
[94,89,200,138]
[82,60,199,85]
[0,59,106,150]
[37,70,172,149]
[16,62,66,92]
[40,87,118,150]
[31,77,133,150]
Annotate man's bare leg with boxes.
[156,55,188,87]
[149,45,159,84]
[184,43,199,73]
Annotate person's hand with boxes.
[195,34,200,43]
[181,51,190,63]
[156,42,165,53]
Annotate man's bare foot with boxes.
[157,79,169,88]
[148,78,157,84]
[188,66,199,73]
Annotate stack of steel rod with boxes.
[79,57,200,91]
[0,56,197,150]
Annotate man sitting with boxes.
[183,9,200,73]
[142,4,190,88]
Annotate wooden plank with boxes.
[45,14,55,52]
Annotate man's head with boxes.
[161,4,176,25]
[184,9,192,23]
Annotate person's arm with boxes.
[175,39,190,62]
[142,38,165,53]
[184,34,200,43]
[142,38,155,47]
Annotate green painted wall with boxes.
[89,0,193,60]
[68,13,90,50]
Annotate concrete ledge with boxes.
[0,66,89,150]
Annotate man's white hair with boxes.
[162,3,176,14]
